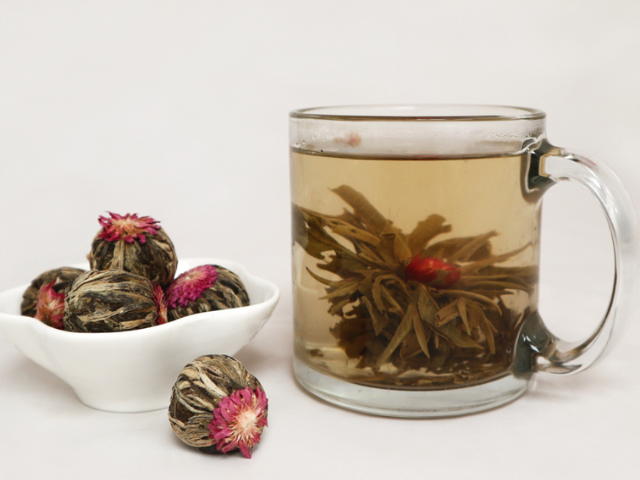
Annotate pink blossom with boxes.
[152,284,168,325]
[35,282,65,329]
[97,212,160,243]
[166,265,218,309]
[208,387,268,459]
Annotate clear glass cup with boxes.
[289,105,640,418]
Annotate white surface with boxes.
[0,258,279,413]
[1,1,639,479]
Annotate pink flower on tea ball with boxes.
[90,212,178,288]
[168,355,268,458]
[97,212,160,244]
[165,265,249,321]
[35,282,65,329]
[21,267,85,319]
[208,387,269,459]
[166,265,218,309]
[152,284,168,325]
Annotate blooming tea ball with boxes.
[21,267,86,329]
[21,267,86,317]
[165,265,250,321]
[20,267,85,330]
[63,270,168,332]
[90,212,178,288]
[168,355,268,459]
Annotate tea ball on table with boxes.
[169,355,268,459]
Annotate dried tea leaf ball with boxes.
[166,265,250,321]
[169,355,268,459]
[90,212,178,288]
[21,267,86,329]
[63,270,168,333]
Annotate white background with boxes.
[1,1,639,479]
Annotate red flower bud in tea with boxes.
[90,212,178,288]
[404,255,460,288]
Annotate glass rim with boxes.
[290,104,546,122]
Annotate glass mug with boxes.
[289,105,639,418]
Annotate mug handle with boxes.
[524,140,640,374]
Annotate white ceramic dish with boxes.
[0,258,279,413]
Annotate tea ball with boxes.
[90,212,178,288]
[21,267,86,329]
[63,270,167,332]
[165,265,250,321]
[168,355,268,459]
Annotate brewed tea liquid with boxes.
[291,150,541,389]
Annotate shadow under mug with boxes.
[289,105,639,418]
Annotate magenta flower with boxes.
[97,212,160,244]
[208,387,268,459]
[165,265,218,309]
[152,284,168,325]
[35,282,65,329]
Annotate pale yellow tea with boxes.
[291,150,540,389]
